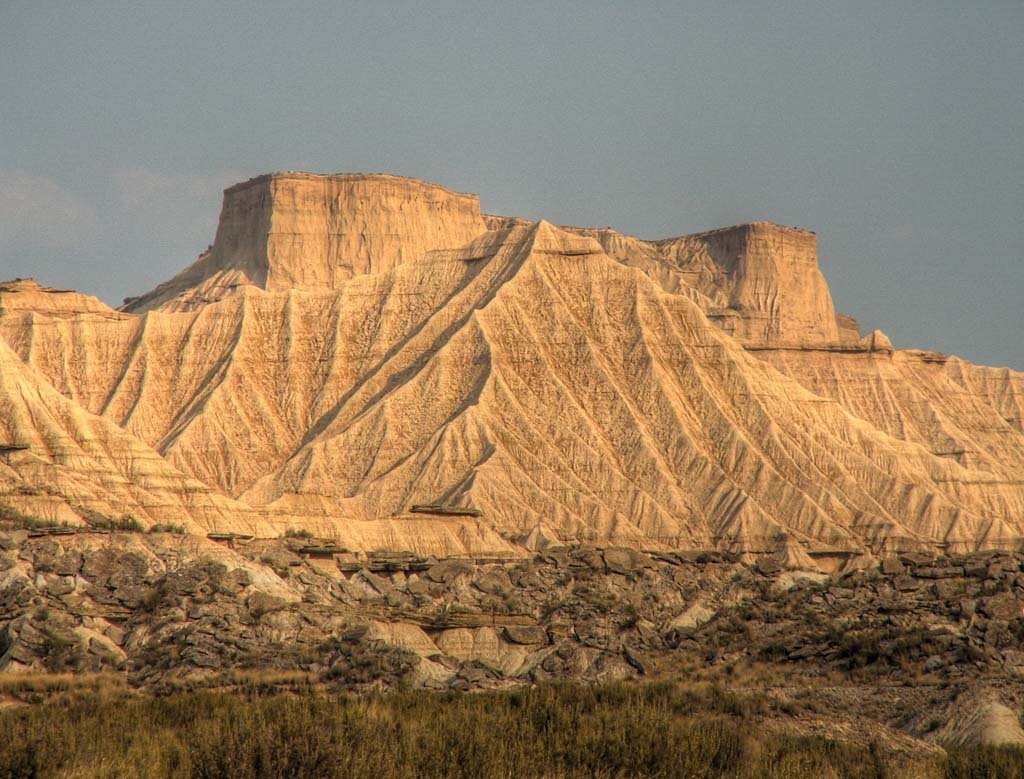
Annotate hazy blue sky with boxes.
[1,1,1021,367]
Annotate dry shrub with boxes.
[0,681,1010,778]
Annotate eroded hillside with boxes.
[1,172,1022,558]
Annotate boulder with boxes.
[916,566,964,579]
[29,540,64,572]
[41,574,74,597]
[603,548,651,575]
[81,548,120,581]
[979,593,1024,621]
[53,551,84,577]
[246,591,288,617]
[472,569,512,597]
[880,557,906,576]
[667,602,716,633]
[407,577,431,597]
[425,559,473,585]
[503,625,548,645]
[572,547,605,571]
[893,575,920,592]
[216,568,253,595]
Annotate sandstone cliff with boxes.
[573,222,846,348]
[1,172,1022,557]
[120,173,488,313]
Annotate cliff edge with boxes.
[121,173,488,313]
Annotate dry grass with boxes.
[0,680,1011,778]
[0,672,127,697]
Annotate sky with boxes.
[1,1,1021,368]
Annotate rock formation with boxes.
[6,526,1024,738]
[1,172,1022,557]
[573,221,845,348]
[120,173,487,313]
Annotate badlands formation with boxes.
[1,172,1023,562]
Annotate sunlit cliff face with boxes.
[1,173,1023,559]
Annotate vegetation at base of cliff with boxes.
[85,514,144,532]
[0,506,149,534]
[0,506,71,532]
[148,523,188,535]
[0,681,1019,779]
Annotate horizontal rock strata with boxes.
[0,173,1022,557]
[5,529,1024,724]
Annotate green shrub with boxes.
[0,505,72,531]
[149,523,188,535]
[87,514,145,532]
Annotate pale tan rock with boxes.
[0,337,259,533]
[120,173,487,313]
[1,172,1022,558]
[858,329,893,352]
[0,278,116,317]
[435,627,531,675]
[365,621,439,657]
[772,569,830,590]
[764,535,822,572]
[943,357,1024,434]
[572,221,844,348]
[667,602,716,632]
[930,692,1024,748]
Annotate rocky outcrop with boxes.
[0,337,258,533]
[572,221,849,348]
[657,222,842,348]
[5,528,1024,707]
[121,173,488,313]
[1,172,1022,557]
[0,279,116,317]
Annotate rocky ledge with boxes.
[2,529,1024,692]
[7,528,1024,747]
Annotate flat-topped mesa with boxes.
[2,172,1023,557]
[657,221,845,349]
[121,173,489,313]
[570,220,860,349]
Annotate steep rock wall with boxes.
[1,173,1022,556]
[122,173,488,313]
[574,222,845,348]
